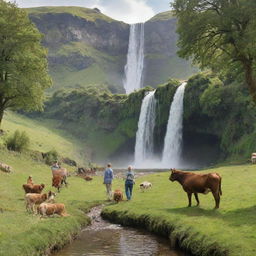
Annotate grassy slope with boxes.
[102,165,256,256]
[1,147,256,256]
[149,10,174,22]
[26,6,115,23]
[0,149,105,256]
[1,112,89,164]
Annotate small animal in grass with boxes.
[38,203,69,217]
[169,168,222,209]
[84,176,93,181]
[113,189,123,203]
[139,181,152,192]
[27,175,34,185]
[23,183,45,194]
[25,191,56,213]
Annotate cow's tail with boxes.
[218,175,222,196]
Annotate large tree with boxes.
[0,1,51,126]
[172,0,256,99]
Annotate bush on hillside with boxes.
[43,149,59,165]
[5,130,30,152]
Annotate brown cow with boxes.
[52,175,67,192]
[23,183,45,194]
[113,189,123,203]
[52,168,68,184]
[169,169,222,209]
[38,203,69,217]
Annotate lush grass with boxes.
[1,112,88,164]
[0,148,106,256]
[26,6,116,23]
[1,140,256,256]
[102,165,256,256]
[149,10,175,22]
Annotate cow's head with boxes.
[169,168,177,182]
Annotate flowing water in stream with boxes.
[54,206,188,256]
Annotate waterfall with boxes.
[123,23,145,94]
[161,82,187,168]
[134,90,156,167]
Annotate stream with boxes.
[54,206,189,256]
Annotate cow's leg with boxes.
[187,192,192,207]
[212,191,220,209]
[194,193,200,206]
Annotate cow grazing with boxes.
[25,191,56,213]
[38,203,69,217]
[52,175,67,192]
[84,176,93,181]
[52,168,68,184]
[27,175,33,185]
[140,181,152,192]
[113,189,123,203]
[169,169,222,209]
[23,183,45,194]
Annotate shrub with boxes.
[5,130,30,152]
[43,149,59,165]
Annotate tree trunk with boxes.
[243,59,256,102]
[0,109,4,128]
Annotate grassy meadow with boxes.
[0,112,89,164]
[103,165,256,256]
[1,143,256,256]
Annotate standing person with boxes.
[125,165,135,201]
[103,163,114,200]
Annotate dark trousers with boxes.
[125,182,133,200]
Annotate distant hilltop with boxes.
[26,6,196,93]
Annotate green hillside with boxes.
[25,6,196,93]
[0,112,90,165]
[26,6,115,23]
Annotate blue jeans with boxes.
[125,181,133,200]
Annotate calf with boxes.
[23,183,45,194]
[169,169,222,209]
[25,191,56,213]
[38,203,69,217]
[140,181,152,192]
[113,189,123,203]
[27,175,33,185]
[84,176,93,181]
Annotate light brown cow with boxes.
[169,169,222,209]
[25,191,56,213]
[27,175,34,185]
[38,203,69,217]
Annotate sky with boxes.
[11,0,172,23]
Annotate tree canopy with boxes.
[172,0,256,99]
[0,1,51,125]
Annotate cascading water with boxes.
[134,90,156,167]
[161,82,187,168]
[123,23,145,94]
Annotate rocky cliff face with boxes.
[27,7,196,92]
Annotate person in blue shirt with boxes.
[125,165,135,200]
[103,163,114,200]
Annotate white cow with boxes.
[140,181,152,192]
[251,153,256,164]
